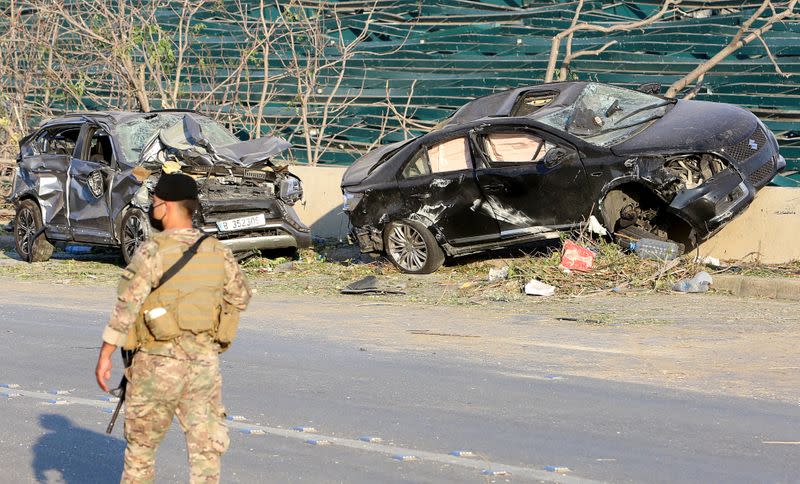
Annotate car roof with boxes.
[38,109,200,128]
[444,81,587,127]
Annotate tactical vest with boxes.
[123,232,228,351]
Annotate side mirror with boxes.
[543,147,568,168]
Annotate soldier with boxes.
[95,172,252,484]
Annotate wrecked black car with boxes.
[342,81,784,274]
[10,110,310,264]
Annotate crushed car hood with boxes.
[611,100,758,156]
[342,139,412,188]
[145,115,292,169]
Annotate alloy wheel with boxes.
[15,207,35,258]
[386,223,428,272]
[122,213,147,261]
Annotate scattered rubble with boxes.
[488,266,510,282]
[524,279,556,297]
[340,275,406,295]
[274,261,295,273]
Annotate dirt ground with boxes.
[1,231,798,406]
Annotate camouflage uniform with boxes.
[102,228,251,484]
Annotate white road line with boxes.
[7,387,603,483]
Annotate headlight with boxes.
[279,175,303,205]
[342,190,363,212]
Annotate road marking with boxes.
[305,439,331,446]
[762,441,800,445]
[393,454,418,462]
[450,450,475,457]
[8,387,601,483]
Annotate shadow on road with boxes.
[32,414,125,484]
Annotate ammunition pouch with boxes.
[216,302,240,346]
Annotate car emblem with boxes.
[748,139,758,150]
[88,170,104,198]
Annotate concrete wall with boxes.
[290,165,349,241]
[698,187,800,264]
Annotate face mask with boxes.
[148,202,165,232]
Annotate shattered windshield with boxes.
[537,83,673,147]
[115,113,240,163]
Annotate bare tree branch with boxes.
[666,0,798,97]
[545,0,679,83]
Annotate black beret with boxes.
[154,173,198,201]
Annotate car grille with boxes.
[723,126,767,163]
[747,155,777,188]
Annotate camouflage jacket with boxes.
[101,228,251,358]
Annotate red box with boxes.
[560,240,595,272]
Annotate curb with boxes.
[713,274,800,301]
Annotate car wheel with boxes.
[120,208,150,265]
[14,199,54,262]
[383,220,445,274]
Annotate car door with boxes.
[472,127,592,238]
[67,125,117,243]
[397,135,500,246]
[17,125,82,238]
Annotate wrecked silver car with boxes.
[10,110,310,263]
[341,81,783,274]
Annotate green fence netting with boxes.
[2,1,799,185]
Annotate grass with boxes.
[1,226,798,305]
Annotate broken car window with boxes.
[87,130,114,165]
[115,114,182,163]
[402,149,431,178]
[512,92,555,116]
[114,113,240,164]
[483,132,554,165]
[427,137,472,173]
[25,127,81,157]
[537,82,672,147]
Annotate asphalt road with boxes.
[1,282,798,483]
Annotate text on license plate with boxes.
[216,213,266,232]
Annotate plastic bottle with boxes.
[65,245,92,254]
[628,238,683,261]
[672,271,713,293]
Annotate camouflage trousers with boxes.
[121,352,229,484]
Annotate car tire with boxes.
[383,220,445,274]
[120,208,151,265]
[14,199,54,262]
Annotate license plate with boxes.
[216,213,266,232]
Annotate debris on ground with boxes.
[560,240,595,272]
[672,271,713,293]
[524,279,556,296]
[627,238,683,261]
[587,215,608,236]
[340,275,406,295]
[488,266,510,282]
[694,255,722,268]
[274,261,294,273]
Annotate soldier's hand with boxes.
[96,343,116,392]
